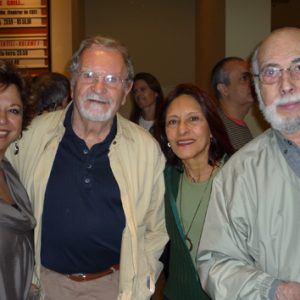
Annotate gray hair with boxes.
[69,36,134,89]
[211,56,245,100]
[251,45,263,106]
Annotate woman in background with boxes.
[155,83,234,300]
[0,60,36,300]
[130,72,164,132]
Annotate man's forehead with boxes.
[225,60,248,74]
[79,47,126,71]
[258,28,300,66]
[80,46,122,60]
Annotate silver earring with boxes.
[14,142,19,155]
[167,142,171,148]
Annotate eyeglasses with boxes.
[77,71,128,88]
[253,62,300,84]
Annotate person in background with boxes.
[198,27,300,300]
[155,83,234,300]
[30,72,71,114]
[211,56,254,150]
[6,36,168,300]
[130,72,164,132]
[0,60,36,300]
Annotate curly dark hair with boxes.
[154,83,234,169]
[0,60,34,130]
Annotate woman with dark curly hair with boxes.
[155,83,234,300]
[130,72,164,132]
[0,60,36,300]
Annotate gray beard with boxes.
[259,95,300,134]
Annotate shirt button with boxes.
[284,149,288,154]
[84,178,91,184]
[83,149,89,155]
[87,164,92,169]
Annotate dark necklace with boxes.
[179,166,214,252]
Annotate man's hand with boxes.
[276,282,300,300]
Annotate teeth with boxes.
[177,140,193,145]
[0,131,8,137]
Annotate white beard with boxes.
[78,93,114,122]
[259,94,300,134]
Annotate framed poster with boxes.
[0,0,50,75]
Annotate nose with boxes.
[92,77,107,94]
[178,120,189,135]
[0,111,7,125]
[280,70,295,95]
[134,89,143,99]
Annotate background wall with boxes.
[50,0,297,137]
[84,0,196,116]
[272,0,300,30]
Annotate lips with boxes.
[277,100,300,110]
[177,139,194,146]
[0,130,9,137]
[89,98,109,104]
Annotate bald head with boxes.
[259,27,300,68]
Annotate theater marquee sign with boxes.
[0,0,50,75]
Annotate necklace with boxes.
[184,166,213,183]
[179,166,214,252]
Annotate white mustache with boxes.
[82,93,112,104]
[274,94,300,106]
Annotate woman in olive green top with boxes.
[155,83,234,300]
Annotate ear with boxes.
[121,81,133,105]
[125,80,133,95]
[217,83,229,97]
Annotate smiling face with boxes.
[132,79,157,111]
[0,84,23,159]
[256,28,300,135]
[72,46,131,123]
[165,94,211,164]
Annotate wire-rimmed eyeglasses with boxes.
[253,62,300,85]
[77,70,128,88]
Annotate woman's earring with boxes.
[167,142,171,148]
[14,142,19,155]
[14,133,22,155]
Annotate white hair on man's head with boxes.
[251,45,264,107]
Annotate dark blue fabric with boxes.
[41,106,125,274]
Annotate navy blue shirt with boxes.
[41,106,125,273]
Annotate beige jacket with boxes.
[6,106,168,300]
